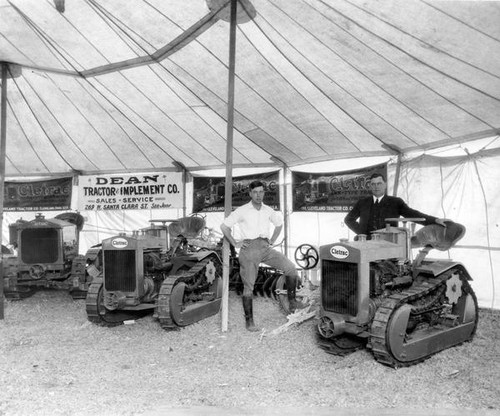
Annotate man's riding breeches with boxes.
[238,237,298,297]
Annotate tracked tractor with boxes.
[85,215,224,329]
[3,212,89,299]
[296,218,478,368]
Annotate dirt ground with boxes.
[0,288,499,416]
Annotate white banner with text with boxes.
[77,172,183,211]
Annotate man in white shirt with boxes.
[221,180,305,331]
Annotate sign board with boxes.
[78,172,183,211]
[3,177,72,211]
[292,163,387,212]
[193,171,280,213]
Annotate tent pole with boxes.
[221,0,237,332]
[0,63,8,320]
[270,156,288,254]
[173,161,188,217]
[392,153,402,196]
[283,166,289,254]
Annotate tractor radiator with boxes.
[104,249,136,292]
[20,228,59,264]
[321,259,358,316]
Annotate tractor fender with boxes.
[415,260,472,280]
[187,250,221,263]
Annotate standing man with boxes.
[221,180,305,332]
[345,173,446,239]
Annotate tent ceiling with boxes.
[1,0,499,176]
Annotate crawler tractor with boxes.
[85,215,224,329]
[3,212,89,299]
[296,218,478,368]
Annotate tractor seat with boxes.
[168,216,206,239]
[411,221,465,251]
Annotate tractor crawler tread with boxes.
[157,254,221,330]
[370,272,478,367]
[85,279,144,326]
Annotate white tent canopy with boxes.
[1,0,499,175]
[1,0,499,309]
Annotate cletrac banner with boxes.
[3,177,72,211]
[193,171,280,213]
[78,172,183,211]
[292,163,388,212]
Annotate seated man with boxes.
[221,180,305,332]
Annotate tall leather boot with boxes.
[286,275,307,313]
[242,296,259,332]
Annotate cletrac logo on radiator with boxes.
[330,245,349,259]
[111,238,129,248]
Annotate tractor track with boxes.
[370,270,477,367]
[157,254,220,330]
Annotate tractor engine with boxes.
[318,228,408,339]
[99,234,165,311]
